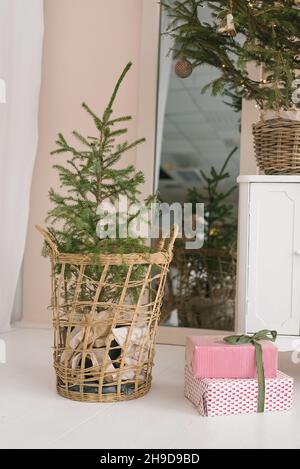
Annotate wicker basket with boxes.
[37,225,176,403]
[253,118,300,174]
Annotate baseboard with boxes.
[157,326,234,346]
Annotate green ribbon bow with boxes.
[223,330,277,413]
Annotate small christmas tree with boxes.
[188,147,238,249]
[163,0,300,111]
[45,62,151,257]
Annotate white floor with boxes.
[0,327,300,449]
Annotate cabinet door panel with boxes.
[247,183,300,335]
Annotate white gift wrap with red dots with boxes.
[184,366,294,417]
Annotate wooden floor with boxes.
[0,326,300,449]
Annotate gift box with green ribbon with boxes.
[186,330,278,380]
[185,330,293,414]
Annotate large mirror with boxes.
[156,4,240,334]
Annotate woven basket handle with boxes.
[36,224,178,257]
[35,225,59,256]
[156,224,179,255]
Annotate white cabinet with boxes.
[236,176,300,350]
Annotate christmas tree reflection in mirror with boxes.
[156,4,240,336]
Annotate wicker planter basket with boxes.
[37,225,176,403]
[253,118,300,174]
[161,246,236,331]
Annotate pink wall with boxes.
[23,0,144,324]
[240,62,260,175]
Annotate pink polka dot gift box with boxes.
[184,366,294,417]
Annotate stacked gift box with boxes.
[184,334,294,417]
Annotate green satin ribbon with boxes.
[223,330,277,413]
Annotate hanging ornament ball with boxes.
[174,58,193,79]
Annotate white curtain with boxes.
[0,0,44,331]
[154,8,174,190]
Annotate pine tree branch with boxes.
[163,0,300,110]
[103,62,133,123]
[82,102,102,130]
[46,62,148,258]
